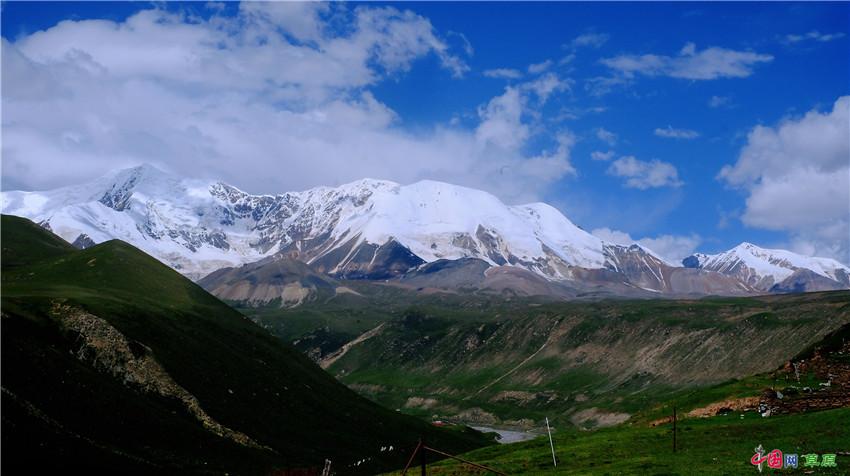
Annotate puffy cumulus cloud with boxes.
[607,156,683,190]
[1,4,574,203]
[601,42,772,80]
[484,68,523,79]
[654,126,700,139]
[475,87,529,151]
[719,96,850,263]
[591,227,701,264]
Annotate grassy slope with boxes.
[0,215,491,474]
[245,283,546,357]
[380,322,850,475]
[403,407,850,475]
[244,288,850,428]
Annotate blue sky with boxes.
[2,2,848,263]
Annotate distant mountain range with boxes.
[3,164,848,300]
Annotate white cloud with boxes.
[601,42,773,80]
[1,5,577,204]
[527,59,553,74]
[484,68,523,79]
[654,126,700,139]
[718,96,850,263]
[591,227,633,245]
[569,32,609,49]
[591,150,615,161]
[784,30,846,44]
[608,156,683,190]
[523,132,578,180]
[708,95,732,108]
[239,2,329,43]
[595,127,617,145]
[475,87,529,151]
[592,227,701,263]
[520,72,571,104]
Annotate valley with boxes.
[238,289,850,431]
[384,320,850,474]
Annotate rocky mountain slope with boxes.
[0,215,490,474]
[3,164,847,295]
[198,254,340,307]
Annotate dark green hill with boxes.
[1,214,75,268]
[0,214,491,474]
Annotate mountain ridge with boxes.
[3,164,847,295]
[683,242,850,291]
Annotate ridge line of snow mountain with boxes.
[2,164,848,296]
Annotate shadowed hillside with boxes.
[0,215,491,475]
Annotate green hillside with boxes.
[246,288,850,429]
[0,215,491,474]
[386,325,850,475]
[390,407,850,475]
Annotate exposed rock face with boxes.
[50,302,265,449]
[599,244,755,296]
[71,233,96,249]
[685,397,761,419]
[308,238,426,279]
[569,408,631,428]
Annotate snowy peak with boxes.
[98,165,168,211]
[2,164,847,296]
[684,243,850,291]
[1,165,606,280]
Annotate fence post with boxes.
[420,437,426,476]
[672,406,677,453]
[546,417,557,467]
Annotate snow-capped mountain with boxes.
[2,164,845,295]
[683,243,850,292]
[0,164,613,280]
